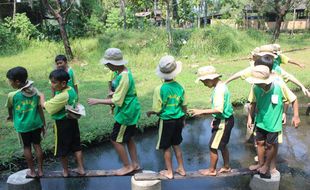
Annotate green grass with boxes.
[0,27,310,169]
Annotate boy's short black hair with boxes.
[6,66,28,83]
[49,69,70,83]
[254,55,274,71]
[55,54,67,63]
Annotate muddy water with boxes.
[0,93,309,190]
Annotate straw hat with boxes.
[195,66,221,83]
[245,65,273,84]
[100,48,128,66]
[251,45,278,58]
[156,55,182,80]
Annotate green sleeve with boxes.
[152,85,162,113]
[5,91,18,108]
[44,92,69,115]
[112,72,129,107]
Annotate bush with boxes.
[0,23,23,56]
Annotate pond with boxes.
[0,93,309,190]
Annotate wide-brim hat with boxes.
[100,48,128,66]
[245,65,273,84]
[156,55,182,80]
[195,66,221,83]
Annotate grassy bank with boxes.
[1,27,310,169]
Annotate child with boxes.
[40,69,85,177]
[146,55,187,179]
[54,54,78,95]
[246,63,300,178]
[5,66,45,177]
[188,66,234,176]
[87,48,141,175]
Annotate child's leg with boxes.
[61,156,69,177]
[74,150,85,175]
[199,148,218,176]
[249,140,265,170]
[33,144,44,176]
[218,146,231,173]
[259,143,276,174]
[160,148,173,179]
[24,146,36,177]
[172,145,186,176]
[111,140,133,175]
[270,143,279,174]
[127,138,140,170]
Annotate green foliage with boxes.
[0,24,23,56]
[171,29,192,55]
[86,14,105,36]
[105,7,136,32]
[3,13,40,40]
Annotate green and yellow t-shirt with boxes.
[44,87,78,120]
[5,90,43,133]
[67,67,78,90]
[211,82,234,119]
[112,69,141,126]
[248,82,296,132]
[152,81,187,120]
[272,54,289,74]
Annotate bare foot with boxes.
[26,170,37,178]
[249,164,262,171]
[258,165,268,174]
[218,167,231,173]
[115,166,134,176]
[175,168,186,176]
[270,168,278,175]
[37,169,44,177]
[132,163,141,171]
[198,168,217,176]
[63,170,69,178]
[160,170,173,179]
[72,168,86,176]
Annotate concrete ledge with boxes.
[7,169,41,190]
[250,170,280,190]
[132,170,161,190]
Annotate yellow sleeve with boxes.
[152,85,162,113]
[112,72,129,107]
[182,90,187,106]
[109,71,116,81]
[280,83,297,103]
[280,54,289,65]
[279,68,291,82]
[240,67,252,80]
[5,91,18,108]
[213,85,225,113]
[44,92,69,115]
[248,85,256,103]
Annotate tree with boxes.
[119,0,126,30]
[165,0,173,47]
[41,0,76,60]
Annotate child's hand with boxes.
[146,111,154,118]
[282,113,287,125]
[291,115,300,128]
[302,88,310,97]
[247,117,252,129]
[41,127,46,137]
[187,109,203,117]
[6,116,12,121]
[87,98,100,105]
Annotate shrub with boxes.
[0,23,23,56]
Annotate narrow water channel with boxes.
[1,93,309,190]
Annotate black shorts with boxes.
[209,116,234,150]
[20,127,42,148]
[156,116,185,150]
[110,122,137,143]
[54,118,82,157]
[255,127,282,145]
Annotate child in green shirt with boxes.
[188,66,234,176]
[88,48,141,176]
[6,66,45,177]
[146,55,187,179]
[40,69,85,177]
[246,60,300,178]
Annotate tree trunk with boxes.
[13,0,16,18]
[203,0,208,27]
[57,16,74,60]
[165,0,173,47]
[272,15,284,43]
[172,0,179,25]
[119,0,126,30]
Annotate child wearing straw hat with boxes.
[87,48,141,176]
[246,61,300,178]
[147,55,187,179]
[188,66,234,176]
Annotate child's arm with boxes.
[74,85,78,96]
[7,107,13,121]
[87,98,114,106]
[38,105,46,137]
[282,102,289,125]
[291,99,300,128]
[282,70,310,97]
[224,67,251,84]
[146,111,159,117]
[224,71,243,84]
[187,108,221,117]
[288,60,305,68]
[247,102,256,129]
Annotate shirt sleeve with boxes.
[44,92,69,115]
[248,85,256,103]
[182,90,187,106]
[5,92,16,108]
[112,72,129,107]
[152,85,162,113]
[280,83,297,103]
[213,85,225,113]
[279,68,291,83]
[240,67,252,80]
[72,69,79,86]
[280,54,289,65]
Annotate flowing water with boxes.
[0,93,309,190]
